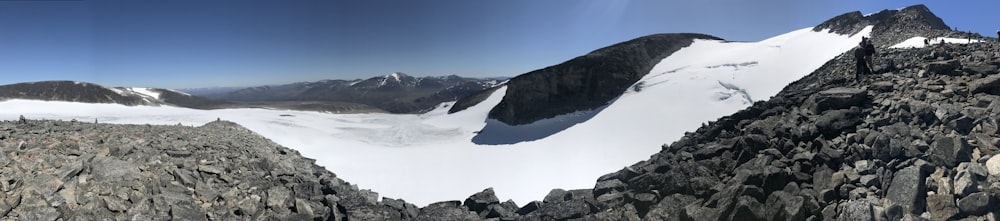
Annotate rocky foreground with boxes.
[3,43,1000,221]
[573,41,1000,220]
[0,119,430,220]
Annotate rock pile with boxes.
[0,119,435,220]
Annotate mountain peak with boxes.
[386,72,409,81]
[813,4,951,47]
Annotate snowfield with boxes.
[0,26,871,207]
[890,36,985,49]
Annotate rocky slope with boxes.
[813,4,967,48]
[0,118,431,220]
[547,39,1000,220]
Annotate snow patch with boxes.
[130,88,161,100]
[107,87,126,96]
[890,36,985,49]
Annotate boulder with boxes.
[837,199,875,221]
[805,87,868,114]
[594,179,627,197]
[926,60,961,75]
[643,194,696,221]
[463,188,499,215]
[963,63,999,75]
[416,201,479,220]
[815,108,863,139]
[952,170,977,197]
[930,136,971,168]
[730,195,765,221]
[956,192,992,216]
[986,156,1000,175]
[926,194,957,221]
[763,191,806,221]
[886,166,926,215]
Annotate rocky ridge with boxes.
[812,4,974,48]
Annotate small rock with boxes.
[986,156,1000,176]
[196,165,223,175]
[266,186,291,210]
[859,174,880,187]
[953,170,978,197]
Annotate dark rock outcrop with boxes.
[478,33,722,125]
[813,4,953,47]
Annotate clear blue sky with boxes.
[0,0,996,89]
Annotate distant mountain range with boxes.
[0,73,506,113]
[182,72,506,113]
[0,81,228,109]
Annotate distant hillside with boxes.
[0,81,231,109]
[219,73,505,113]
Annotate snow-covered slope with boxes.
[0,26,871,207]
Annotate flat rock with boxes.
[926,60,961,75]
[806,87,868,114]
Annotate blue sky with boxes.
[0,0,996,89]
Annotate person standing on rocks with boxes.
[864,40,876,72]
[854,39,871,79]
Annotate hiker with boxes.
[923,38,929,46]
[854,40,871,79]
[864,40,876,71]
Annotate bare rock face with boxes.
[813,4,953,47]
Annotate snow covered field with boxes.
[0,26,871,206]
